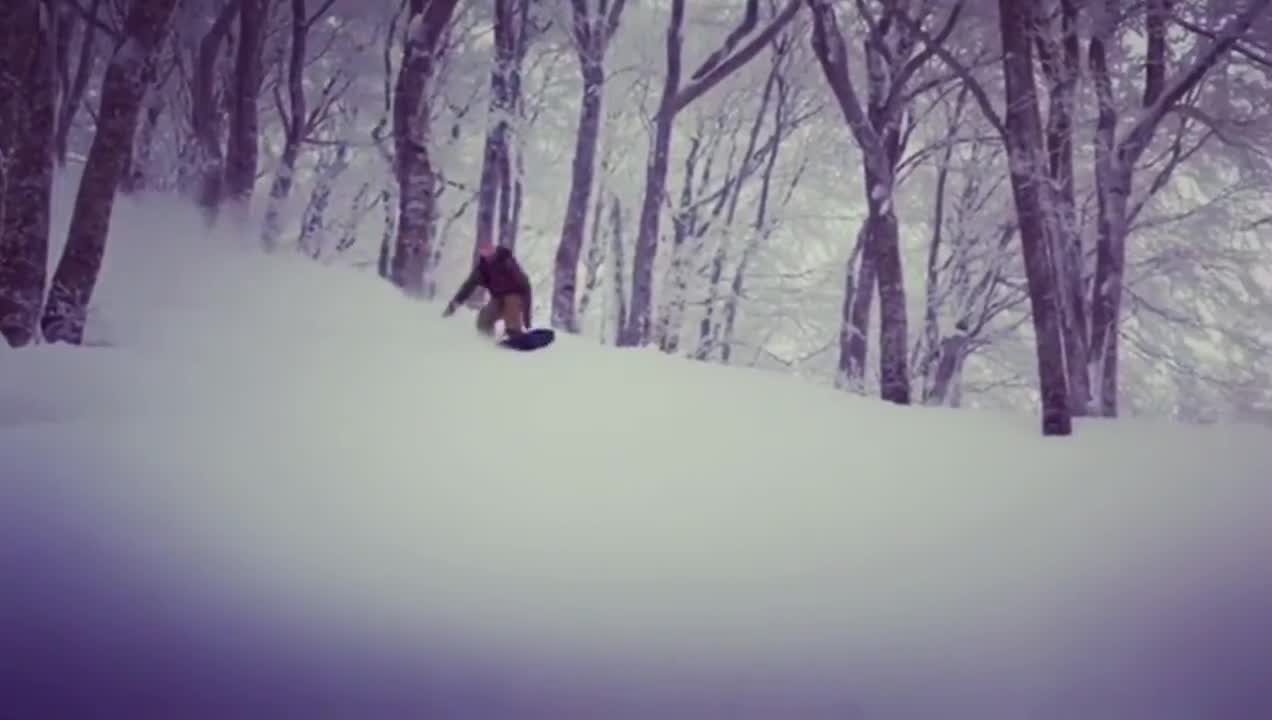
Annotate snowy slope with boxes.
[5,197,1272,719]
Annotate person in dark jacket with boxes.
[443,239,533,337]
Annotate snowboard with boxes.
[498,327,555,351]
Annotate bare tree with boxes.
[996,0,1071,435]
[892,1,1070,433]
[260,0,347,251]
[41,0,180,344]
[54,0,105,166]
[620,0,802,347]
[1086,0,1272,416]
[0,0,58,347]
[917,140,1028,405]
[390,0,461,295]
[464,0,534,308]
[223,0,265,223]
[806,0,964,404]
[1034,0,1091,415]
[551,0,628,332]
[188,0,240,225]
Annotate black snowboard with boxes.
[499,327,555,351]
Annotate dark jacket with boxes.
[451,246,533,321]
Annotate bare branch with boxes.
[885,0,963,115]
[1117,0,1272,166]
[60,0,123,43]
[671,0,801,115]
[890,9,1006,137]
[1171,16,1272,70]
[305,0,337,28]
[604,0,628,43]
[689,0,760,81]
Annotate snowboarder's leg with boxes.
[476,298,502,336]
[501,294,526,336]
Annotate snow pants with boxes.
[476,294,526,337]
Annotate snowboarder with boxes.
[442,239,533,339]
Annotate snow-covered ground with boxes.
[5,196,1272,719]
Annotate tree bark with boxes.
[607,193,628,343]
[552,61,604,331]
[551,0,627,332]
[0,0,57,348]
[621,0,801,347]
[122,88,164,195]
[621,0,683,347]
[54,0,102,167]
[261,0,310,251]
[997,0,1072,435]
[806,0,933,404]
[224,0,264,221]
[474,0,528,249]
[838,228,874,389]
[190,0,239,225]
[1086,0,1271,416]
[1036,0,1091,415]
[41,0,179,345]
[390,0,460,295]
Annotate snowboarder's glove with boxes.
[442,301,456,317]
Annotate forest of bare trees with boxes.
[2,0,1271,436]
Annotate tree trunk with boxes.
[467,0,527,305]
[919,112,957,401]
[929,332,969,406]
[552,61,604,331]
[54,0,101,167]
[997,0,1071,435]
[837,226,874,390]
[122,91,163,195]
[378,186,395,280]
[623,86,678,345]
[620,0,683,347]
[475,0,527,251]
[298,142,349,259]
[224,0,263,222]
[391,0,459,295]
[575,187,607,330]
[261,0,309,252]
[1036,0,1091,415]
[623,0,801,346]
[656,133,706,354]
[1086,0,1271,417]
[806,0,915,403]
[872,204,910,403]
[41,0,178,344]
[0,0,57,348]
[607,193,628,343]
[191,0,239,226]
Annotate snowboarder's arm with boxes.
[449,268,480,307]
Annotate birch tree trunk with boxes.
[190,0,239,226]
[261,0,310,252]
[1035,0,1091,415]
[53,0,101,167]
[621,0,801,347]
[473,0,529,255]
[551,0,627,332]
[224,0,264,225]
[1086,0,1270,416]
[806,0,953,404]
[41,0,179,344]
[997,0,1071,435]
[390,0,460,295]
[0,0,57,348]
